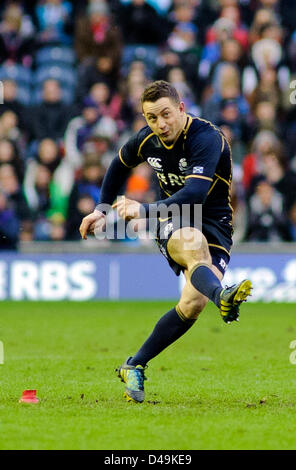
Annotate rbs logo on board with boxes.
[0,260,97,300]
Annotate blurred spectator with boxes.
[245,179,291,241]
[0,189,19,249]
[117,113,147,148]
[0,3,35,65]
[251,100,280,135]
[116,0,169,46]
[247,66,283,113]
[0,163,30,225]
[77,54,120,100]
[30,78,74,141]
[167,67,200,115]
[119,62,148,125]
[251,36,282,73]
[75,1,121,67]
[202,64,249,124]
[248,8,279,46]
[167,3,198,53]
[66,193,95,240]
[242,130,282,190]
[217,98,249,163]
[48,213,66,240]
[249,17,288,92]
[88,81,122,123]
[206,36,255,100]
[250,151,296,213]
[0,138,24,183]
[64,99,100,171]
[166,2,200,83]
[209,38,246,85]
[76,98,100,153]
[76,99,116,159]
[0,111,26,156]
[125,163,155,203]
[0,80,25,126]
[205,4,249,50]
[259,0,280,15]
[35,0,73,46]
[66,157,104,240]
[154,49,181,80]
[64,98,117,172]
[23,159,68,240]
[29,137,61,172]
[23,162,51,239]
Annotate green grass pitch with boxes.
[0,300,296,450]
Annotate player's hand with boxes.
[79,209,106,240]
[112,196,141,221]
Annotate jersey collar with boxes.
[157,114,192,150]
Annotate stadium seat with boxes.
[0,65,32,87]
[35,46,76,67]
[34,65,77,88]
[121,45,159,77]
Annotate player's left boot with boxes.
[116,357,147,403]
[219,279,252,323]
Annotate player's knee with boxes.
[168,227,211,270]
[178,296,208,320]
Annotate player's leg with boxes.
[116,271,210,403]
[177,264,223,321]
[167,227,224,307]
[167,227,252,322]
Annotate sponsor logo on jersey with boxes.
[163,222,174,239]
[219,258,227,271]
[193,166,204,174]
[178,158,188,172]
[147,157,162,170]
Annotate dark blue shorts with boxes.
[155,215,233,276]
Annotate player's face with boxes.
[142,97,186,143]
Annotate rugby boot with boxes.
[116,357,146,403]
[219,279,252,323]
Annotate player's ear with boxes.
[179,102,185,113]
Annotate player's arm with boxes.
[141,177,212,215]
[79,133,142,239]
[141,127,223,215]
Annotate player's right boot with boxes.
[116,357,146,403]
[219,279,252,323]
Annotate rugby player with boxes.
[79,81,252,403]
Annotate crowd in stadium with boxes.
[0,0,296,248]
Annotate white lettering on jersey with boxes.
[147,157,162,170]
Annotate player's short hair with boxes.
[141,80,180,107]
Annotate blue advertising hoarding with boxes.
[0,251,296,301]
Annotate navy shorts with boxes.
[155,215,233,277]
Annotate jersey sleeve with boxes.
[184,126,224,183]
[118,132,143,169]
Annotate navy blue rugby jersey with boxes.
[119,114,233,224]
